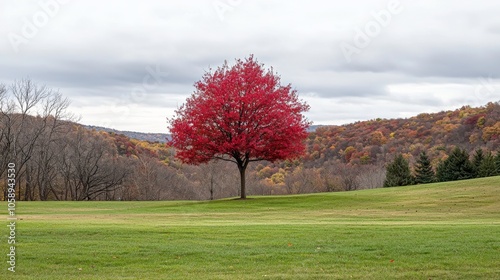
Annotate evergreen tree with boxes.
[384,154,414,187]
[414,151,435,184]
[436,160,448,182]
[436,147,475,182]
[472,149,485,177]
[495,151,500,175]
[477,152,497,178]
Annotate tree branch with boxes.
[214,156,237,164]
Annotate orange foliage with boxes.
[482,122,500,141]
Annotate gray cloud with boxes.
[1,0,500,133]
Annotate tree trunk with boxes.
[210,173,214,201]
[238,165,246,199]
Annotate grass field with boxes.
[2,176,500,279]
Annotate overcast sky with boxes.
[2,1,500,133]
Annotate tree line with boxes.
[0,79,200,201]
[0,76,300,201]
[1,78,499,201]
[384,148,500,187]
[0,77,385,201]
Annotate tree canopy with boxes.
[168,55,310,198]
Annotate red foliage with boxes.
[463,113,486,126]
[168,55,310,198]
[109,133,159,158]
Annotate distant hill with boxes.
[304,102,500,166]
[85,125,170,143]
[85,102,500,165]
[85,125,321,142]
[308,125,323,132]
[80,102,500,197]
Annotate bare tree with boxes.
[128,154,191,200]
[321,161,360,192]
[0,79,74,200]
[357,164,386,189]
[284,166,323,194]
[337,165,358,191]
[29,93,74,200]
[59,128,129,200]
[0,83,14,181]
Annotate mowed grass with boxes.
[1,177,500,279]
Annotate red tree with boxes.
[168,55,310,199]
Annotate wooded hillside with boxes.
[305,102,500,166]
[1,79,498,201]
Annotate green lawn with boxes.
[2,177,500,279]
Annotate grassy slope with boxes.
[1,176,500,279]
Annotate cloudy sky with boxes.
[2,0,500,133]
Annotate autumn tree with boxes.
[414,151,435,184]
[168,55,310,199]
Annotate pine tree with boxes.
[436,160,447,182]
[472,149,485,177]
[495,151,500,175]
[414,151,435,184]
[477,152,497,178]
[384,154,414,187]
[436,147,475,182]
